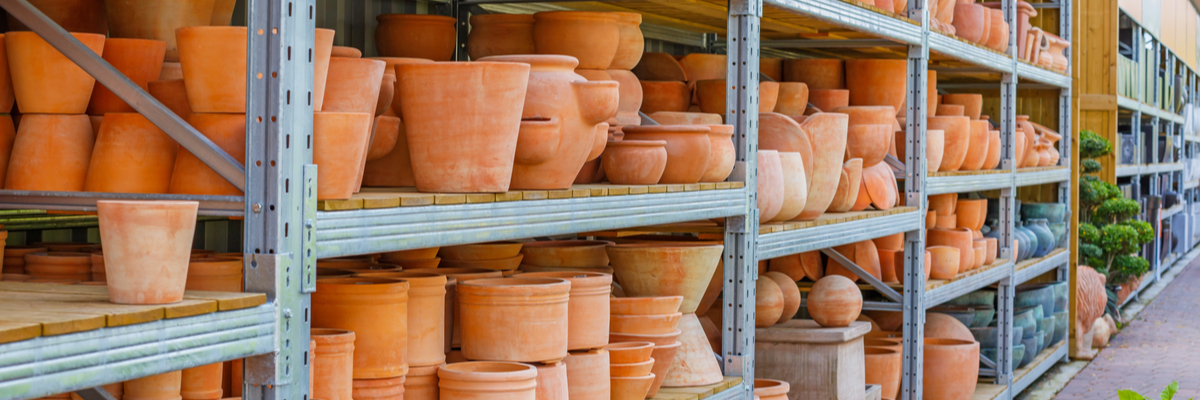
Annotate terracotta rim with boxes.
[606,139,666,147]
[438,361,538,381]
[533,11,620,21]
[622,125,712,134]
[924,338,977,347]
[477,54,579,70]
[459,277,570,290]
[315,276,408,286]
[469,14,534,23]
[603,342,655,351]
[705,124,735,135]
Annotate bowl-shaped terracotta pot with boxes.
[313,277,411,378]
[519,240,613,268]
[6,32,105,114]
[167,113,246,196]
[754,379,790,400]
[955,198,987,231]
[845,124,892,167]
[861,162,899,210]
[808,89,850,112]
[438,362,538,400]
[5,114,93,191]
[610,296,684,315]
[375,14,455,61]
[678,53,726,83]
[941,93,983,120]
[98,200,197,304]
[533,11,619,70]
[611,312,683,334]
[757,149,786,222]
[87,38,167,114]
[923,338,980,399]
[846,59,907,110]
[607,243,723,314]
[774,82,810,115]
[84,113,179,194]
[459,277,571,362]
[177,27,247,113]
[807,275,863,327]
[972,240,988,269]
[621,125,711,184]
[782,59,844,89]
[515,271,612,350]
[602,140,668,185]
[700,125,736,183]
[772,151,809,222]
[640,81,691,114]
[604,342,655,364]
[927,245,960,280]
[958,120,990,171]
[564,349,611,400]
[467,14,534,60]
[928,116,971,172]
[313,112,374,200]
[611,374,656,399]
[928,228,975,274]
[611,12,645,70]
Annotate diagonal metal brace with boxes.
[0,0,247,192]
[820,248,904,303]
[73,387,117,400]
[979,353,997,369]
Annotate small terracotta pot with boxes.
[459,277,570,362]
[313,277,410,379]
[182,363,223,400]
[375,14,456,61]
[5,114,94,191]
[177,27,247,113]
[756,277,785,327]
[533,11,619,70]
[923,338,980,399]
[148,79,193,120]
[928,228,975,273]
[756,150,786,222]
[611,13,645,70]
[24,252,91,281]
[861,162,898,210]
[611,374,656,400]
[772,151,808,221]
[928,116,971,172]
[621,125,711,184]
[313,112,374,200]
[84,113,178,194]
[941,93,983,120]
[782,59,844,89]
[168,113,246,195]
[603,342,655,364]
[515,271,612,350]
[929,193,957,216]
[927,245,960,280]
[98,200,197,304]
[6,32,105,114]
[186,257,241,292]
[640,81,691,114]
[519,240,612,268]
[87,38,167,115]
[610,296,683,315]
[467,14,535,60]
[698,124,736,183]
[807,275,863,327]
[774,82,810,115]
[352,376,406,400]
[607,243,723,314]
[357,272,447,367]
[125,371,182,400]
[563,349,611,400]
[846,59,908,111]
[754,379,790,400]
[438,362,538,400]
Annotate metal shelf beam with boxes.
[757,211,922,259]
[0,191,244,217]
[1013,250,1071,285]
[925,262,1014,308]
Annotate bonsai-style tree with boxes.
[1077,130,1152,287]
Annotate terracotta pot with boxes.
[808,89,850,112]
[603,342,655,364]
[3,115,87,190]
[160,62,183,80]
[324,57,386,117]
[106,0,217,61]
[843,124,892,168]
[459,277,570,362]
[608,69,644,125]
[313,112,373,200]
[611,312,683,334]
[353,376,406,400]
[760,58,784,82]
[861,162,898,210]
[438,362,538,400]
[878,248,900,283]
[440,255,524,272]
[533,12,619,70]
[397,62,530,192]
[310,328,356,400]
[678,53,726,84]
[84,113,177,193]
[647,112,721,126]
[755,277,785,327]
[937,104,964,117]
[941,94,983,120]
[928,228,975,273]
[375,14,455,61]
[807,275,863,327]
[7,0,107,34]
[607,243,723,314]
[186,257,241,292]
[957,120,990,171]
[24,252,91,281]
[148,79,193,120]
[700,125,736,183]
[863,347,901,400]
[366,115,401,161]
[620,125,711,184]
[662,313,723,387]
[4,246,45,274]
[515,271,612,350]
[177,27,246,113]
[846,59,907,111]
[774,82,810,115]
[631,52,687,81]
[955,199,987,231]
[97,200,196,304]
[924,128,945,174]
[87,38,167,114]
[782,59,844,89]
[332,46,362,58]
[125,371,182,400]
[559,349,612,400]
[522,361,566,400]
[518,240,611,268]
[926,246,960,280]
[358,272,448,368]
[928,116,971,172]
[610,13,645,70]
[441,242,523,261]
[981,130,1002,170]
[610,296,683,315]
[168,113,246,196]
[404,364,442,400]
[983,8,1010,53]
[794,113,850,220]
[929,193,957,216]
[952,3,988,44]
[772,151,808,222]
[610,374,655,399]
[754,379,790,400]
[363,120,417,187]
[923,338,980,399]
[640,81,691,114]
[756,149,786,223]
[313,277,410,378]
[697,79,779,115]
[6,32,105,114]
[764,271,802,324]
[828,159,864,213]
[467,14,535,60]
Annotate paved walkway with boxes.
[1052,257,1200,399]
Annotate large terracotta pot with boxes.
[807,89,849,112]
[611,13,645,70]
[125,371,182,400]
[397,62,530,193]
[846,59,907,110]
[515,271,612,350]
[375,14,456,61]
[700,125,736,183]
[982,130,1002,169]
[774,82,810,116]
[4,115,91,191]
[640,81,691,114]
[602,140,667,184]
[313,29,338,112]
[621,125,711,184]
[928,228,975,274]
[353,376,406,400]
[563,349,611,400]
[313,277,410,379]
[663,313,723,387]
[177,27,247,113]
[782,59,844,89]
[405,364,442,400]
[756,150,786,222]
[6,32,105,114]
[357,272,448,367]
[313,112,374,200]
[478,55,619,190]
[923,338,980,399]
[168,113,246,196]
[467,14,535,60]
[941,93,983,120]
[7,0,107,34]
[97,200,197,304]
[958,120,990,171]
[607,243,723,314]
[438,362,538,400]
[772,151,809,222]
[459,277,570,362]
[807,275,863,327]
[955,199,987,231]
[844,124,891,168]
[928,116,971,172]
[106,0,217,61]
[324,58,386,115]
[87,38,167,114]
[312,328,356,400]
[533,12,619,70]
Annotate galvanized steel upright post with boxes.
[241,0,319,399]
[993,0,1020,393]
[900,0,930,395]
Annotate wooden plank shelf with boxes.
[651,376,742,400]
[318,182,745,212]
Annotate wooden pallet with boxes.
[651,376,743,400]
[0,282,266,344]
[317,182,746,212]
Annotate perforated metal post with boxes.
[900,0,930,396]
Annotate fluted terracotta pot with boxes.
[313,277,410,378]
[6,32,105,114]
[87,39,167,114]
[98,200,198,304]
[533,11,619,70]
[563,349,611,400]
[621,125,711,184]
[923,338,980,399]
[516,271,612,350]
[782,59,844,89]
[807,275,863,327]
[756,150,786,222]
[84,113,177,193]
[959,120,990,171]
[177,27,246,113]
[928,116,971,172]
[353,376,406,400]
[607,243,723,314]
[168,113,246,196]
[772,152,809,222]
[106,0,217,61]
[846,59,908,111]
[376,14,456,61]
[467,14,535,60]
[928,228,975,275]
[438,362,538,400]
[4,115,91,191]
[125,371,182,400]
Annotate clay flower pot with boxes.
[126,372,182,400]
[864,347,901,399]
[324,58,386,116]
[397,62,530,193]
[861,162,899,210]
[516,271,613,350]
[459,277,570,362]
[611,13,645,70]
[178,27,247,113]
[607,243,724,314]
[533,11,620,70]
[106,0,218,61]
[795,113,850,220]
[958,120,990,171]
[441,242,523,260]
[808,89,850,112]
[928,116,971,172]
[696,79,779,115]
[662,313,723,387]
[927,246,960,279]
[678,53,727,84]
[24,252,91,281]
[312,328,355,400]
[782,59,844,89]
[599,140,666,185]
[404,364,441,400]
[363,118,416,187]
[168,113,247,196]
[984,8,1009,52]
[621,125,711,184]
[774,82,810,116]
[7,0,107,34]
[375,14,456,61]
[367,115,401,161]
[313,277,410,379]
[83,113,177,193]
[640,81,691,114]
[6,32,105,114]
[828,158,864,213]
[923,339,980,399]
[603,342,655,364]
[952,3,988,45]
[5,114,94,191]
[929,193,957,216]
[438,362,538,400]
[148,79,193,120]
[846,59,908,110]
[611,312,683,334]
[631,52,687,81]
[982,130,1002,169]
[87,38,167,115]
[928,228,975,274]
[756,150,786,223]
[467,14,535,60]
[756,277,785,327]
[352,376,406,400]
[955,198,987,231]
[765,270,802,322]
[519,240,612,268]
[700,125,736,183]
[807,275,863,327]
[610,296,684,315]
[534,361,568,400]
[357,272,448,368]
[97,200,197,304]
[563,349,611,400]
[313,112,374,200]
[941,93,983,120]
[925,129,946,174]
[845,124,892,167]
[772,151,809,222]
[754,379,790,400]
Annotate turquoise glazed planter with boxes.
[1016,284,1055,319]
[1020,202,1066,223]
[1053,310,1069,345]
[1027,219,1055,257]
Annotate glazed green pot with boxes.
[971,306,996,328]
[1021,202,1066,223]
[1053,310,1069,345]
[1014,308,1037,339]
[931,306,976,327]
[1016,284,1055,319]
[945,289,996,308]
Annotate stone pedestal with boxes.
[755,320,871,400]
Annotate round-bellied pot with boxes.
[640,81,691,114]
[923,338,980,399]
[84,113,179,194]
[87,38,167,114]
[459,277,570,362]
[125,371,182,400]
[563,349,611,400]
[515,271,613,350]
[607,243,724,314]
[774,82,810,115]
[106,0,218,61]
[611,12,645,70]
[467,14,535,60]
[533,11,619,70]
[24,252,91,281]
[313,112,374,200]
[754,379,790,400]
[98,200,198,304]
[357,272,448,367]
[845,124,892,168]
[6,32,105,114]
[928,228,975,274]
[7,0,107,34]
[168,113,246,195]
[311,328,355,400]
[177,27,247,113]
[5,114,94,191]
[772,151,808,222]
[519,240,612,268]
[438,362,537,400]
[352,376,406,400]
[701,124,736,183]
[807,275,863,327]
[782,59,844,89]
[313,277,410,379]
[756,277,785,327]
[621,125,712,184]
[926,246,960,280]
[375,14,456,61]
[928,116,971,172]
[845,59,908,110]
[757,149,786,223]
[405,363,442,400]
[397,62,530,193]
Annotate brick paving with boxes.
[1054,259,1200,399]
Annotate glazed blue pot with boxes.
[1027,219,1055,257]
[1021,202,1066,223]
[1049,222,1068,249]
[1015,225,1037,260]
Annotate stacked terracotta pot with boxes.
[1014,116,1063,168]
[607,297,681,398]
[312,274,411,399]
[379,247,441,270]
[312,39,383,201]
[603,341,657,400]
[438,242,524,275]
[925,194,998,281]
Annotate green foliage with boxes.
[1096,198,1141,224]
[1080,178,1122,223]
[1099,224,1143,255]
[1080,243,1104,271]
[1082,158,1103,174]
[1079,223,1100,243]
[1118,381,1191,400]
[1110,255,1150,286]
[1122,219,1154,244]
[1080,129,1113,159]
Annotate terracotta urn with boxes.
[148,79,193,120]
[467,14,535,60]
[87,38,167,114]
[404,364,442,400]
[607,243,723,314]
[125,371,182,400]
[828,158,864,213]
[357,272,448,367]
[621,125,711,184]
[772,151,809,222]
[807,275,862,327]
[610,12,645,70]
[516,271,613,350]
[764,271,802,324]
[782,59,844,89]
[928,116,971,172]
[313,277,410,379]
[97,200,197,304]
[79,114,176,193]
[313,112,374,200]
[982,130,1002,169]
[808,89,850,112]
[438,362,538,400]
[774,82,810,115]
[376,14,456,61]
[632,52,687,81]
[6,32,105,114]
[168,113,246,196]
[923,338,980,399]
[756,150,786,222]
[7,0,107,34]
[640,81,691,114]
[958,120,990,171]
[177,27,247,113]
[396,61,530,193]
[952,3,989,45]
[533,11,619,70]
[941,93,983,120]
[700,125,736,183]
[927,246,960,279]
[846,59,908,111]
[312,328,356,400]
[601,140,668,184]
[928,228,975,275]
[459,277,570,362]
